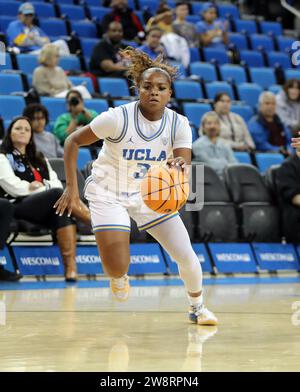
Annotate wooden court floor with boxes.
[0,278,299,372]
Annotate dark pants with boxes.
[14,188,74,232]
[0,198,14,249]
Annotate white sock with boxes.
[188,293,203,308]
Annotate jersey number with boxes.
[133,163,151,179]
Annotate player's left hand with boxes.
[291,134,300,157]
[167,156,186,169]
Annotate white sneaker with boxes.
[189,305,218,326]
[110,275,130,302]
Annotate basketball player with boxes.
[54,48,218,326]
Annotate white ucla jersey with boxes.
[89,101,192,194]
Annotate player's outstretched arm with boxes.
[54,125,99,217]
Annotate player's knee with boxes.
[102,257,129,278]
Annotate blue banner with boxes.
[253,243,300,271]
[163,243,213,274]
[76,245,103,275]
[128,243,167,275]
[208,243,258,273]
[0,246,15,273]
[13,245,64,276]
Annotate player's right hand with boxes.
[53,187,81,218]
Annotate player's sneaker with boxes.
[189,304,218,326]
[110,275,130,302]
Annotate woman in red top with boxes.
[0,116,90,281]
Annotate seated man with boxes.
[89,21,128,78]
[173,2,198,48]
[196,3,228,48]
[248,91,292,153]
[0,199,22,282]
[6,2,70,55]
[54,90,98,145]
[277,154,300,243]
[138,27,166,60]
[23,104,64,159]
[192,111,237,177]
[102,0,144,41]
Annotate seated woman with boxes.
[0,117,91,282]
[33,43,91,99]
[211,92,255,151]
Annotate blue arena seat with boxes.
[31,2,56,18]
[237,83,263,108]
[234,19,258,34]
[0,96,25,120]
[205,81,235,100]
[186,15,201,24]
[220,64,247,84]
[40,98,66,121]
[0,1,20,16]
[85,0,104,6]
[285,69,300,80]
[139,0,159,14]
[234,152,252,164]
[0,73,24,94]
[203,48,230,64]
[17,54,38,74]
[217,3,240,19]
[231,105,254,122]
[59,55,81,71]
[276,36,295,53]
[77,148,92,170]
[250,34,275,51]
[113,100,132,107]
[183,103,211,128]
[240,50,265,67]
[0,53,13,70]
[88,6,111,21]
[255,153,284,173]
[134,10,145,25]
[84,99,108,114]
[39,19,68,36]
[266,51,291,69]
[81,38,98,58]
[189,47,200,63]
[71,21,97,38]
[191,2,203,15]
[249,67,277,89]
[98,78,130,97]
[59,4,86,20]
[68,76,94,93]
[173,80,203,100]
[268,85,282,94]
[228,33,249,50]
[260,21,283,36]
[189,62,217,82]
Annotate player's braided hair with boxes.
[120,47,178,86]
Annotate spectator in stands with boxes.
[193,112,237,177]
[276,79,300,137]
[23,104,64,159]
[211,92,255,151]
[248,92,292,153]
[277,154,300,243]
[0,117,91,281]
[102,0,144,41]
[33,44,91,99]
[6,2,70,55]
[196,3,228,48]
[173,2,198,48]
[89,22,128,78]
[54,90,98,145]
[138,27,166,60]
[146,4,190,68]
[0,199,22,281]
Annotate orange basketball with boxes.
[140,165,189,214]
